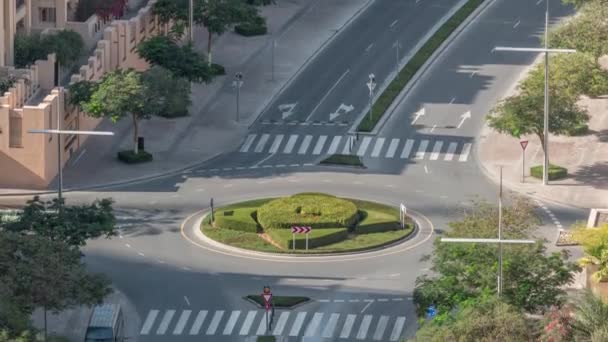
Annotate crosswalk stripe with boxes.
[356,315,373,340]
[272,312,290,336]
[222,310,241,335]
[386,138,400,158]
[444,142,458,161]
[240,134,256,152]
[459,143,472,162]
[400,139,415,159]
[312,135,328,155]
[254,134,270,153]
[289,312,307,336]
[256,313,269,335]
[304,312,324,336]
[283,135,298,154]
[371,138,385,157]
[340,314,356,339]
[415,140,429,160]
[239,311,257,335]
[322,313,340,338]
[373,315,390,341]
[206,310,224,335]
[172,310,191,335]
[342,136,354,154]
[389,316,406,341]
[156,310,175,335]
[357,137,372,156]
[430,141,443,160]
[189,310,208,335]
[268,135,284,154]
[140,310,159,335]
[298,135,313,154]
[327,136,342,155]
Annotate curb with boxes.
[349,0,496,136]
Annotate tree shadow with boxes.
[571,162,608,190]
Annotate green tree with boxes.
[141,66,192,118]
[14,30,84,68]
[550,1,608,58]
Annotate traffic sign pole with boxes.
[520,140,529,183]
[306,233,309,251]
[292,233,295,250]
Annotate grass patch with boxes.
[314,229,411,252]
[530,164,568,180]
[202,224,281,252]
[319,154,365,167]
[267,228,349,249]
[357,0,485,132]
[246,295,310,308]
[117,150,153,164]
[257,336,275,342]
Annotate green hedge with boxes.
[355,210,402,234]
[320,154,364,167]
[267,228,348,249]
[214,209,259,233]
[357,0,485,132]
[117,150,153,164]
[530,164,568,180]
[257,193,358,229]
[210,63,226,76]
[235,16,268,37]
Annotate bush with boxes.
[117,150,153,164]
[210,63,226,76]
[530,164,568,180]
[235,16,268,37]
[257,193,359,229]
[320,154,364,167]
[267,228,348,249]
[566,123,589,136]
[214,209,259,233]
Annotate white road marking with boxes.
[356,315,373,339]
[327,136,342,154]
[373,315,390,340]
[125,243,131,248]
[239,311,257,335]
[307,69,350,121]
[389,273,400,277]
[254,153,276,167]
[298,135,313,154]
[385,138,400,158]
[430,141,443,160]
[272,312,290,335]
[140,310,159,335]
[400,139,414,159]
[184,296,190,306]
[513,19,520,28]
[312,135,328,155]
[536,0,543,4]
[119,235,124,239]
[223,311,241,335]
[424,165,429,174]
[459,143,472,162]
[415,140,429,159]
[303,163,314,166]
[390,19,398,28]
[342,136,355,154]
[449,97,456,104]
[206,310,224,335]
[173,310,192,335]
[371,138,385,157]
[361,300,374,313]
[284,134,298,154]
[289,312,307,336]
[322,313,341,338]
[392,298,404,301]
[349,299,360,303]
[318,299,330,302]
[304,312,324,336]
[377,299,389,302]
[470,71,477,78]
[254,134,270,153]
[340,314,357,339]
[156,310,175,335]
[334,299,345,303]
[240,134,256,152]
[444,142,458,161]
[72,148,87,165]
[430,124,437,132]
[366,43,374,51]
[390,317,406,341]
[268,135,284,153]
[357,137,372,156]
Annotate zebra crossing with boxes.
[140,309,407,340]
[239,133,472,162]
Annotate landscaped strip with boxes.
[319,154,365,167]
[245,295,310,308]
[357,0,485,132]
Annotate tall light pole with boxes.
[441,167,535,296]
[493,1,576,185]
[393,41,401,73]
[366,73,376,122]
[189,0,194,42]
[233,72,243,122]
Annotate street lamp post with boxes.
[189,0,194,42]
[493,1,576,185]
[366,73,376,122]
[233,72,243,122]
[393,41,401,73]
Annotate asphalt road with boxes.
[0,0,591,341]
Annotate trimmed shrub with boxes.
[117,150,153,164]
[257,193,358,229]
[267,228,348,249]
[214,209,259,233]
[210,63,226,76]
[530,164,568,180]
[566,123,589,136]
[235,16,268,37]
[320,154,364,167]
[354,209,402,234]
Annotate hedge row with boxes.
[357,0,485,132]
[117,150,153,164]
[235,16,268,37]
[266,228,348,249]
[530,164,568,181]
[257,193,359,229]
[214,210,259,233]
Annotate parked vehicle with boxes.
[84,304,125,342]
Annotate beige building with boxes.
[1,0,165,188]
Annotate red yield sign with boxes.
[520,140,529,150]
[291,226,311,234]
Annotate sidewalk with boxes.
[478,95,608,209]
[0,0,372,194]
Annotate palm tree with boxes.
[572,290,608,340]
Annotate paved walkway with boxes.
[0,0,372,194]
